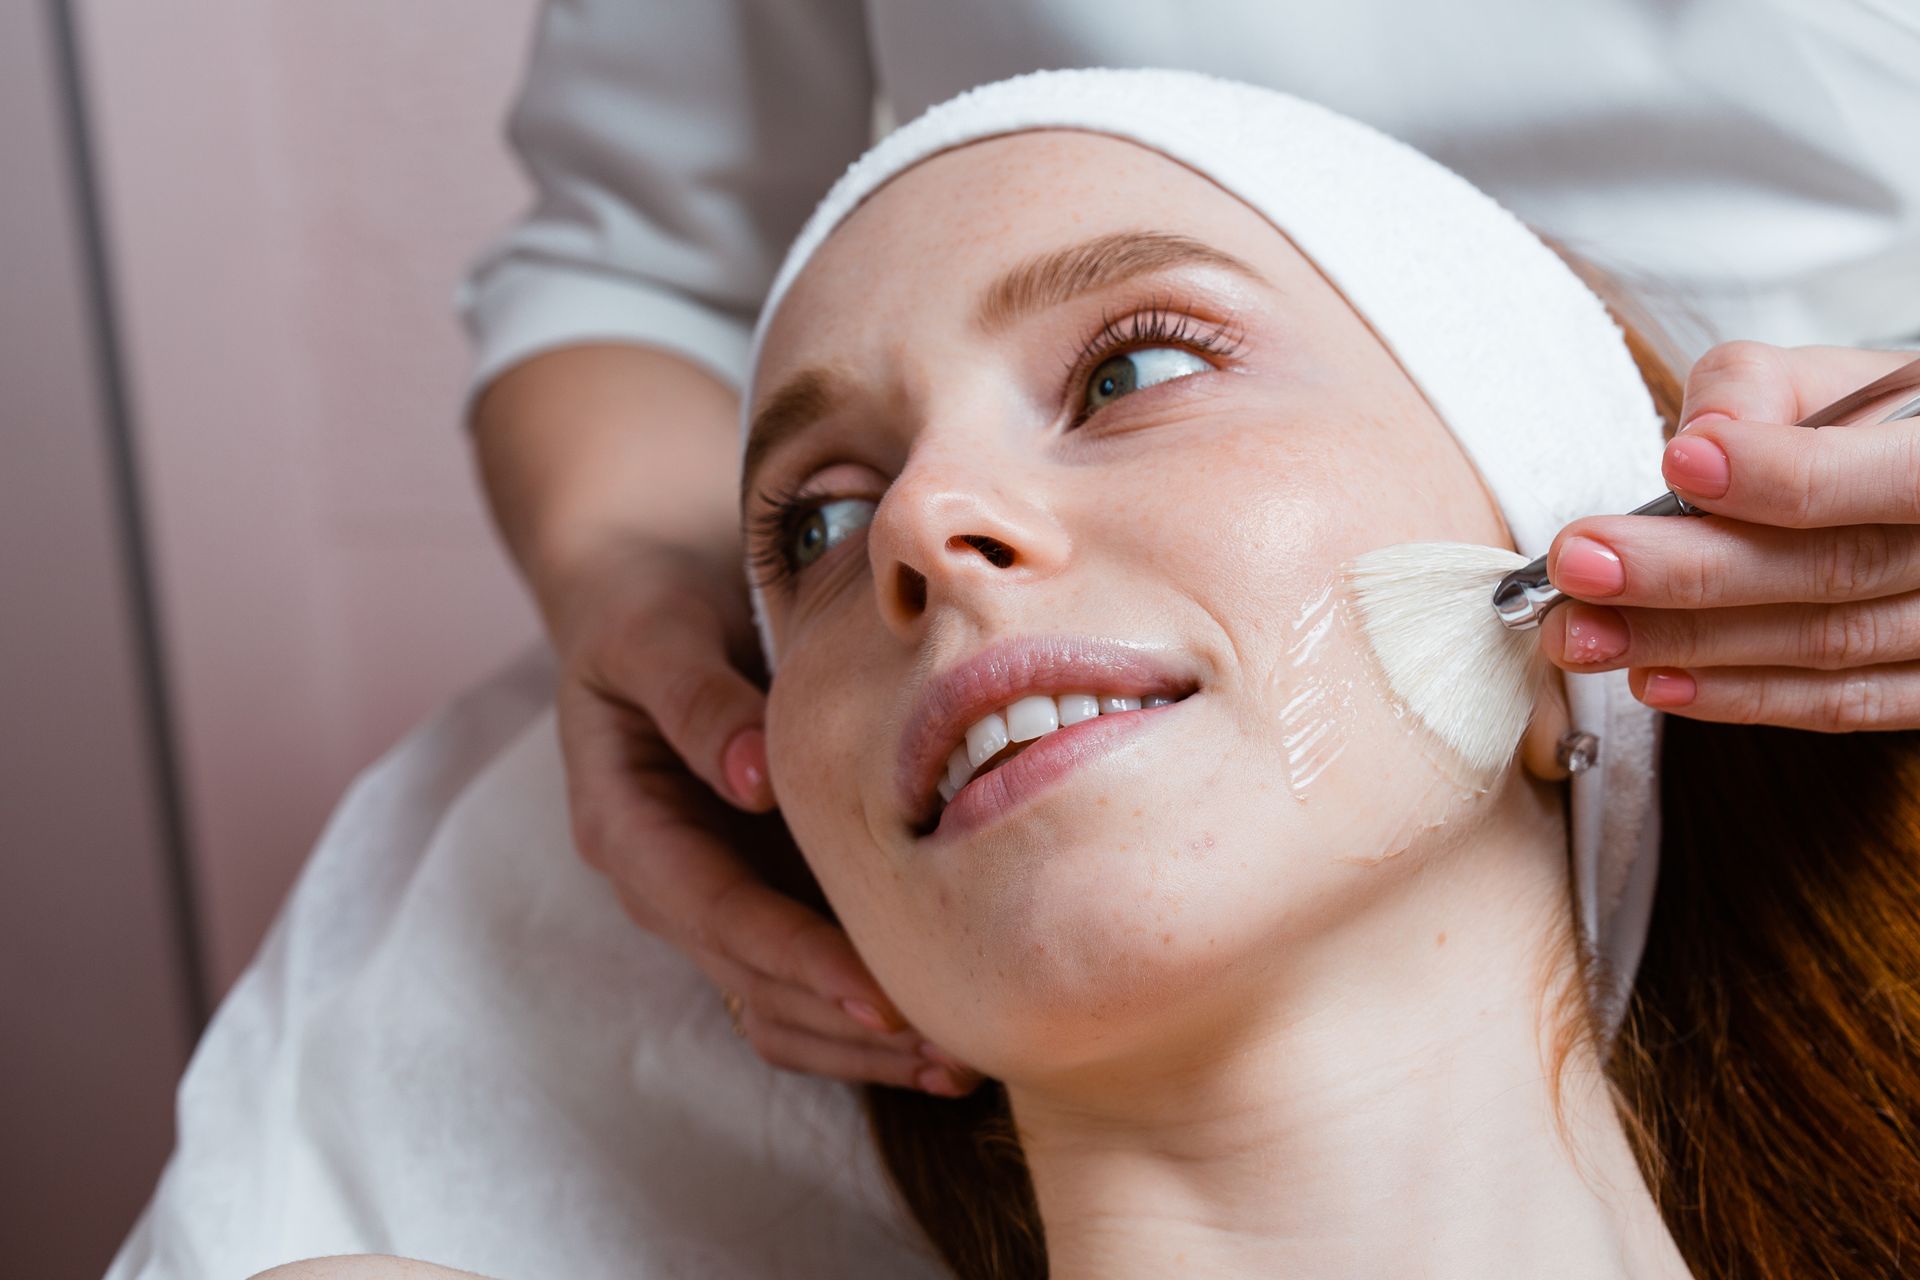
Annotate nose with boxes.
[867,446,1071,638]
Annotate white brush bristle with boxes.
[1342,542,1546,778]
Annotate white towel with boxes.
[106,649,944,1280]
[738,68,1669,1027]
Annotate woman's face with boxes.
[747,131,1555,1081]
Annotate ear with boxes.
[1518,663,1575,782]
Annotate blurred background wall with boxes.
[3,2,543,1274]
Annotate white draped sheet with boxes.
[107,648,942,1280]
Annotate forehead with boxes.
[753,130,1301,387]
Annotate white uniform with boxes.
[458,0,1920,402]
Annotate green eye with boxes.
[793,497,875,567]
[1083,346,1212,415]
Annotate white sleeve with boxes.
[455,0,875,403]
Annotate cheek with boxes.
[764,663,898,932]
[757,393,1510,1080]
[766,653,959,1017]
[1063,402,1500,905]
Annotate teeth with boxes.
[946,745,972,791]
[1006,694,1060,742]
[1057,693,1100,725]
[934,690,1184,814]
[965,711,1010,769]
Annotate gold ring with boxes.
[721,989,747,1038]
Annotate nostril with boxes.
[895,563,928,612]
[954,533,1015,568]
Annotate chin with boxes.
[896,806,1300,1076]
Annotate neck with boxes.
[1006,771,1690,1280]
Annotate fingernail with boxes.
[916,1064,966,1097]
[1664,436,1730,498]
[1554,536,1626,598]
[841,998,889,1033]
[1561,603,1629,665]
[1679,410,1731,434]
[722,728,768,805]
[1640,668,1697,708]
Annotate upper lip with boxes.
[896,633,1202,834]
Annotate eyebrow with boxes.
[974,229,1269,332]
[740,229,1269,504]
[740,365,849,507]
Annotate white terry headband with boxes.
[737,68,1668,1033]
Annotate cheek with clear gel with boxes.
[1248,558,1497,865]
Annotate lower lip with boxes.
[923,699,1188,842]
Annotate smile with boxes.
[941,690,1183,803]
[897,634,1203,837]
[923,692,1194,839]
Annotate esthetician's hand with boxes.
[547,537,980,1097]
[474,343,980,1097]
[478,347,983,1105]
[1541,341,1920,729]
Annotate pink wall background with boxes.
[3,4,196,1273]
[75,0,545,996]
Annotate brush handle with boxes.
[1492,354,1920,629]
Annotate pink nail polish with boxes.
[1640,668,1697,708]
[1664,437,1730,498]
[1554,536,1626,598]
[916,1064,964,1096]
[722,729,768,804]
[841,998,889,1032]
[1562,604,1629,664]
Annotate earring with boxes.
[1556,729,1600,775]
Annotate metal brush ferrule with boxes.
[1491,562,1561,630]
[1494,492,1696,630]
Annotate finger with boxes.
[702,872,911,1032]
[1543,593,1920,674]
[555,687,906,1030]
[592,608,775,812]
[1548,516,1920,609]
[553,680,671,915]
[554,680,747,904]
[1627,661,1920,731]
[692,950,977,1094]
[693,943,915,1046]
[1663,416,1920,528]
[915,1039,984,1090]
[742,1018,953,1092]
[1677,341,1915,433]
[716,955,925,1047]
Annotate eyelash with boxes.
[744,477,833,594]
[1063,297,1244,427]
[746,299,1245,592]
